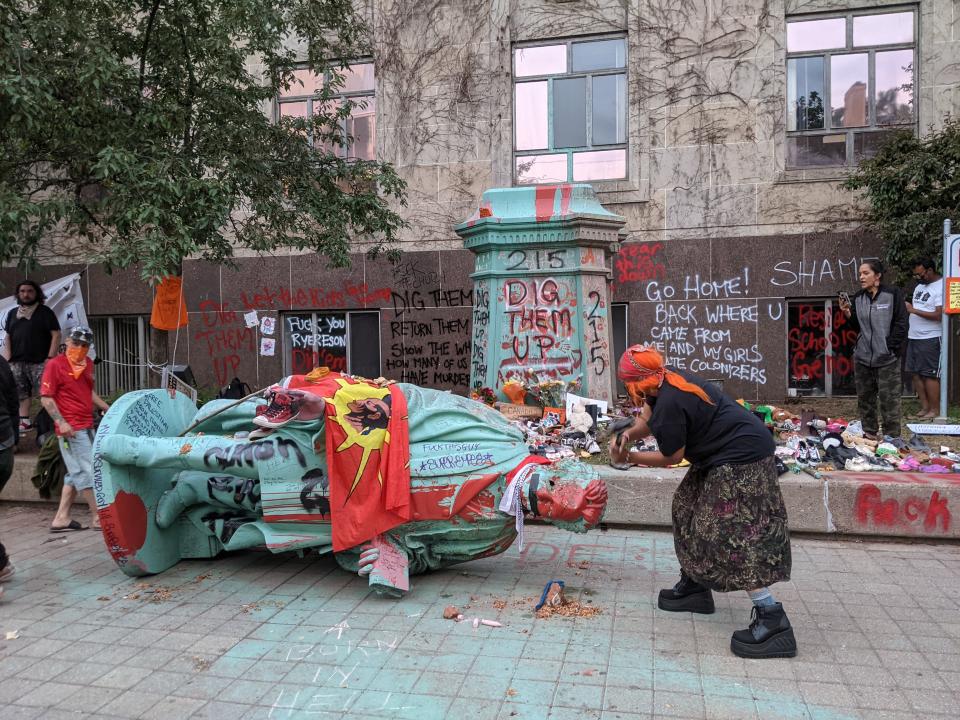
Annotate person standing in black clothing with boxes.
[838,260,909,439]
[1,280,61,434]
[0,355,19,600]
[609,345,795,659]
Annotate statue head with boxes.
[522,459,607,533]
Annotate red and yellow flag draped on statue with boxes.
[287,372,411,551]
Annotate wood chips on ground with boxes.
[535,600,603,619]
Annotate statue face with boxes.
[534,479,607,527]
[525,463,607,532]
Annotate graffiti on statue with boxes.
[94,375,608,596]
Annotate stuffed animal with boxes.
[567,402,594,434]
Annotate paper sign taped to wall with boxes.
[244,311,259,328]
[260,316,276,335]
[260,338,276,357]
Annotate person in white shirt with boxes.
[905,257,943,418]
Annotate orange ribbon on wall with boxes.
[150,276,189,330]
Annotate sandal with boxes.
[50,520,87,533]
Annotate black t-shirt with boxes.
[647,371,774,469]
[3,305,60,363]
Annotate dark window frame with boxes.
[785,7,918,168]
[90,315,151,396]
[281,310,381,377]
[512,34,629,184]
[275,60,376,160]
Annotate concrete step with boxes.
[4,452,958,540]
[598,465,960,540]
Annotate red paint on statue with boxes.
[535,185,556,222]
[98,490,148,566]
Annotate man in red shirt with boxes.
[40,326,110,532]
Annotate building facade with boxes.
[4,0,958,400]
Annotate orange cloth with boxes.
[286,373,412,551]
[150,276,189,330]
[65,346,88,379]
[618,344,712,405]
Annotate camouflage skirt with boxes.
[672,455,791,592]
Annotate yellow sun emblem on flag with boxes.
[324,378,391,501]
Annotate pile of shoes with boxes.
[734,400,960,475]
[780,412,960,474]
[510,415,603,462]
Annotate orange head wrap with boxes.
[617,344,713,405]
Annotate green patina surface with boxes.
[93,384,602,596]
[457,184,625,405]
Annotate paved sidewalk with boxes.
[1,504,959,720]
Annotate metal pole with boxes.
[940,219,951,420]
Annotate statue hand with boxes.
[358,545,380,576]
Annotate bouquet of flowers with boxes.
[525,373,581,408]
[470,384,497,406]
[501,373,527,404]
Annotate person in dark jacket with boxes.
[0,355,19,599]
[838,260,909,439]
[609,345,795,660]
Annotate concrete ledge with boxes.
[598,466,960,540]
[5,454,959,540]
[1,452,42,503]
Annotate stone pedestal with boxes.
[455,184,626,404]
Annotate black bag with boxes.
[33,407,55,448]
[217,377,251,400]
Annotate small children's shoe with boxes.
[844,457,871,472]
[253,390,303,428]
[897,456,921,472]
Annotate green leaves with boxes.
[0,0,405,281]
[844,119,960,279]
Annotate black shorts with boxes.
[905,337,941,378]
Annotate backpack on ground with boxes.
[217,377,251,400]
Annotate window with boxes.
[276,62,376,160]
[513,37,627,184]
[787,300,856,396]
[90,316,151,396]
[282,311,380,377]
[786,9,915,167]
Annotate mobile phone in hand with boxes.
[838,291,851,305]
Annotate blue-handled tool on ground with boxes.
[535,579,566,611]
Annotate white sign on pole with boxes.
[0,274,95,358]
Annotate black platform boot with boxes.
[730,603,798,658]
[657,572,715,614]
